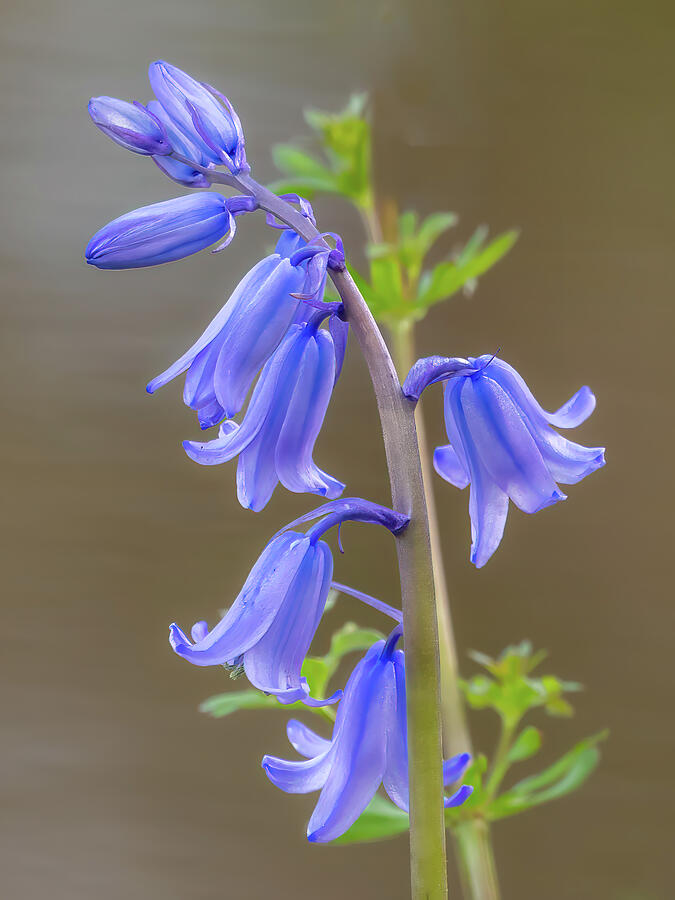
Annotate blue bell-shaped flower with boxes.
[404,355,605,567]
[146,230,306,425]
[263,629,472,842]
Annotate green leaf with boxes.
[271,144,337,187]
[300,657,330,699]
[507,726,542,763]
[488,731,607,820]
[333,793,409,845]
[327,622,384,664]
[370,256,404,304]
[416,212,459,255]
[200,690,278,718]
[398,210,419,240]
[456,224,489,263]
[462,643,581,722]
[417,229,519,307]
[301,622,383,701]
[347,263,375,307]
[346,263,395,318]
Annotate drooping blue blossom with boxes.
[146,229,306,425]
[85,193,246,270]
[183,317,345,510]
[169,499,409,705]
[262,629,472,843]
[170,531,338,707]
[148,60,247,175]
[403,355,605,567]
[88,96,173,156]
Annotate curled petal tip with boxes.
[402,355,476,401]
[301,688,343,708]
[444,784,473,808]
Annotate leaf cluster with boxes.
[350,216,518,327]
[270,94,518,327]
[270,94,372,209]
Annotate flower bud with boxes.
[146,100,211,188]
[88,96,172,156]
[85,193,232,269]
[148,60,247,173]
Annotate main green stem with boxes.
[353,185,500,898]
[232,175,448,898]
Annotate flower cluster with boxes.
[86,61,603,845]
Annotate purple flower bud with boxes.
[262,634,472,842]
[88,96,172,156]
[148,60,247,174]
[85,193,232,269]
[146,100,212,188]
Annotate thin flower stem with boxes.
[484,719,518,803]
[232,174,449,900]
[390,319,501,900]
[330,580,403,623]
[390,321,472,757]
[453,819,501,900]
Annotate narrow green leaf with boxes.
[332,794,409,845]
[346,264,376,309]
[271,144,336,184]
[467,650,495,670]
[416,211,459,255]
[267,177,339,199]
[488,731,608,820]
[347,263,391,317]
[456,224,489,264]
[398,210,419,240]
[327,623,384,665]
[370,256,404,304]
[417,230,519,307]
[507,726,542,763]
[365,242,397,259]
[199,690,277,718]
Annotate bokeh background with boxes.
[2,1,673,897]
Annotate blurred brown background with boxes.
[2,1,673,897]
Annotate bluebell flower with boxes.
[147,230,306,425]
[169,499,408,705]
[146,100,212,188]
[88,96,172,156]
[262,629,472,842]
[85,193,237,270]
[170,532,339,707]
[148,60,247,175]
[183,318,346,510]
[403,355,605,567]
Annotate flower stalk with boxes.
[232,174,449,899]
[358,187,500,897]
[86,64,606,899]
